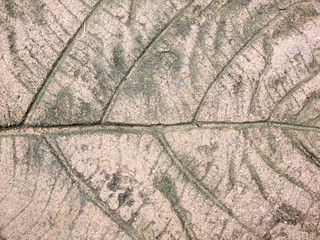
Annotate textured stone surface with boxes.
[1,0,320,239]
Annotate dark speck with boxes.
[264,233,272,240]
[81,144,88,151]
[74,69,80,78]
[104,173,110,180]
[127,199,135,206]
[193,5,201,14]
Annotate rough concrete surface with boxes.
[0,0,320,239]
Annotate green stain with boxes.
[5,0,24,18]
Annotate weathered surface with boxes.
[0,0,98,126]
[1,0,320,239]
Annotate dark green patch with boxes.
[122,54,158,99]
[272,4,318,39]
[272,204,304,228]
[233,81,242,95]
[77,99,92,119]
[24,137,42,167]
[159,50,181,71]
[174,19,193,38]
[228,158,235,188]
[266,130,278,155]
[154,174,198,240]
[33,139,49,160]
[5,0,24,18]
[262,38,273,64]
[45,89,73,125]
[243,156,269,200]
[120,45,183,121]
[308,58,320,73]
[296,141,320,168]
[188,50,205,94]
[231,229,245,239]
[112,45,126,71]
[7,31,17,54]
[93,61,107,83]
[242,1,278,40]
[91,65,112,104]
[91,49,128,106]
[197,144,218,156]
[118,188,133,208]
[224,0,242,12]
[107,171,121,192]
[214,20,227,50]
[154,175,179,206]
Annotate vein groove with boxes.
[192,12,281,121]
[44,136,145,240]
[154,132,258,237]
[21,0,106,125]
[1,121,320,137]
[100,0,195,123]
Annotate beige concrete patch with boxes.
[1,0,320,239]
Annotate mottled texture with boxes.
[1,0,320,239]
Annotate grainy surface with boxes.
[0,0,320,239]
